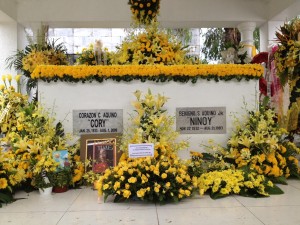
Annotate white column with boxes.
[237,22,256,58]
[17,23,28,50]
[0,21,17,75]
[259,21,284,52]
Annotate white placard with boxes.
[128,143,154,158]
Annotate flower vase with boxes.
[52,186,68,193]
[39,187,53,195]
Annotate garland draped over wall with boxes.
[32,64,263,83]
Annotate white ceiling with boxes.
[1,0,300,28]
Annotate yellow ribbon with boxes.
[243,44,257,57]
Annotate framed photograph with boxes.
[52,150,70,168]
[80,133,122,173]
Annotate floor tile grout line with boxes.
[242,204,300,208]
[155,203,160,225]
[233,196,266,225]
[67,208,157,212]
[55,187,84,225]
[288,184,300,190]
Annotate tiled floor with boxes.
[1,180,300,225]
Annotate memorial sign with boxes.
[128,143,154,158]
[73,109,123,134]
[176,107,226,134]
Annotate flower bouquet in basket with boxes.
[97,90,192,203]
[31,150,58,193]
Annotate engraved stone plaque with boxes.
[176,107,226,134]
[73,109,123,134]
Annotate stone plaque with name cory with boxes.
[176,107,226,134]
[73,109,123,135]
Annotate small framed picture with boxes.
[80,133,122,173]
[53,150,70,168]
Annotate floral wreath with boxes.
[128,0,160,25]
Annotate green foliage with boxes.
[52,167,72,188]
[166,28,192,46]
[201,27,260,62]
[6,31,68,93]
[0,192,14,208]
[32,172,54,189]
[201,28,225,61]
[253,28,260,51]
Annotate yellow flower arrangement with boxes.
[187,150,233,178]
[110,22,191,65]
[0,150,17,206]
[275,17,300,86]
[6,37,69,91]
[98,156,193,202]
[223,107,300,182]
[0,75,28,135]
[22,50,50,73]
[76,40,110,66]
[128,0,160,25]
[31,64,263,83]
[30,149,59,189]
[22,48,68,74]
[120,89,188,157]
[196,169,281,199]
[0,178,8,189]
[97,90,193,203]
[274,17,300,132]
[195,106,300,184]
[0,80,83,193]
[187,105,298,198]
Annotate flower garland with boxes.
[31,64,263,83]
[128,0,160,25]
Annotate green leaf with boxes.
[104,193,109,203]
[113,194,125,203]
[0,192,13,204]
[238,189,268,198]
[265,185,284,195]
[210,191,227,199]
[272,176,288,185]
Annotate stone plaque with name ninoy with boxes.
[73,109,123,135]
[176,107,226,134]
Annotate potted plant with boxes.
[32,171,55,195]
[52,167,72,193]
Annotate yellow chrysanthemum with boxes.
[0,178,8,189]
